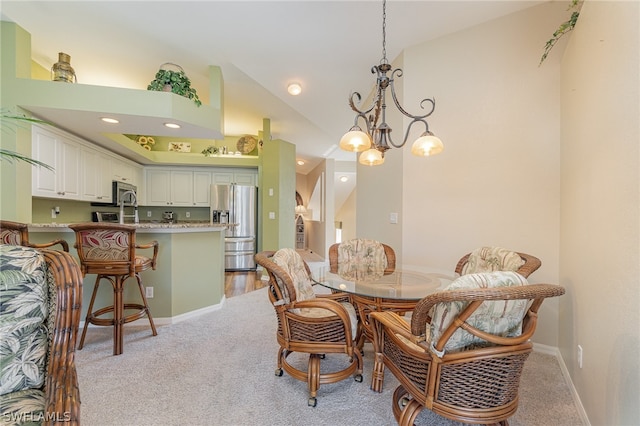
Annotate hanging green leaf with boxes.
[540,0,582,66]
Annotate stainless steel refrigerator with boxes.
[210,184,257,271]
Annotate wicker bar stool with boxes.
[1,220,69,251]
[69,223,158,355]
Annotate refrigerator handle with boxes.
[229,183,235,224]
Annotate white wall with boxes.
[398,2,566,345]
[336,189,357,242]
[560,1,639,424]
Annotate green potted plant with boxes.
[147,63,202,107]
[201,145,219,157]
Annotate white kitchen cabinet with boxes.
[169,170,194,206]
[212,169,257,186]
[145,168,196,206]
[81,148,112,203]
[31,125,81,199]
[112,158,142,186]
[193,171,212,206]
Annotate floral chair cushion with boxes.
[428,271,529,356]
[0,245,49,397]
[272,248,357,337]
[337,239,388,280]
[272,248,315,304]
[460,246,525,275]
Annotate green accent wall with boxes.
[260,133,296,251]
[28,228,225,319]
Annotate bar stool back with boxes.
[1,220,69,251]
[69,223,158,355]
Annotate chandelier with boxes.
[339,0,444,166]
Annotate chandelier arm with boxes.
[389,68,436,120]
[385,119,422,148]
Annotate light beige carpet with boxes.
[75,287,584,425]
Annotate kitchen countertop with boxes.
[28,222,229,233]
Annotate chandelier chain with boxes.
[340,0,443,165]
[381,0,387,63]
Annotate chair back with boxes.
[0,220,28,245]
[455,246,541,278]
[1,220,69,251]
[255,249,315,306]
[69,223,137,277]
[329,239,396,276]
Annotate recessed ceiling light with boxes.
[340,176,349,182]
[101,117,119,124]
[164,122,181,129]
[288,83,302,96]
[296,159,305,166]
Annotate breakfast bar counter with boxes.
[28,222,228,322]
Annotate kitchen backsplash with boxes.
[32,198,210,224]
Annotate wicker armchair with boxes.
[69,223,158,355]
[0,245,82,425]
[1,220,69,252]
[455,247,541,278]
[328,239,397,349]
[255,249,363,407]
[370,271,565,425]
[328,238,396,274]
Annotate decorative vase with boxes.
[51,52,77,83]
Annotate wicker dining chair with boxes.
[0,220,69,252]
[255,249,363,407]
[455,246,541,278]
[328,238,396,275]
[369,271,565,425]
[328,239,397,349]
[69,223,158,355]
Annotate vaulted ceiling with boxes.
[1,1,543,175]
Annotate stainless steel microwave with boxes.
[90,181,137,207]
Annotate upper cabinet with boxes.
[113,158,142,187]
[145,168,208,207]
[212,169,257,186]
[32,125,81,199]
[144,167,256,207]
[32,124,142,203]
[81,147,112,203]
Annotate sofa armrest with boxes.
[40,249,83,425]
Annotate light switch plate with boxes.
[390,212,398,224]
[269,212,276,219]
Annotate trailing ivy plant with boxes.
[540,0,582,66]
[147,65,202,107]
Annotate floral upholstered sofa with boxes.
[0,245,82,425]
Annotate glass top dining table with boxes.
[312,266,456,301]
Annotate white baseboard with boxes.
[79,297,226,328]
[533,343,591,426]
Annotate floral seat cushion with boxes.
[0,245,50,424]
[427,271,529,355]
[272,248,357,336]
[461,246,525,275]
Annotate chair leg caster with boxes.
[308,397,317,407]
[275,368,283,377]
